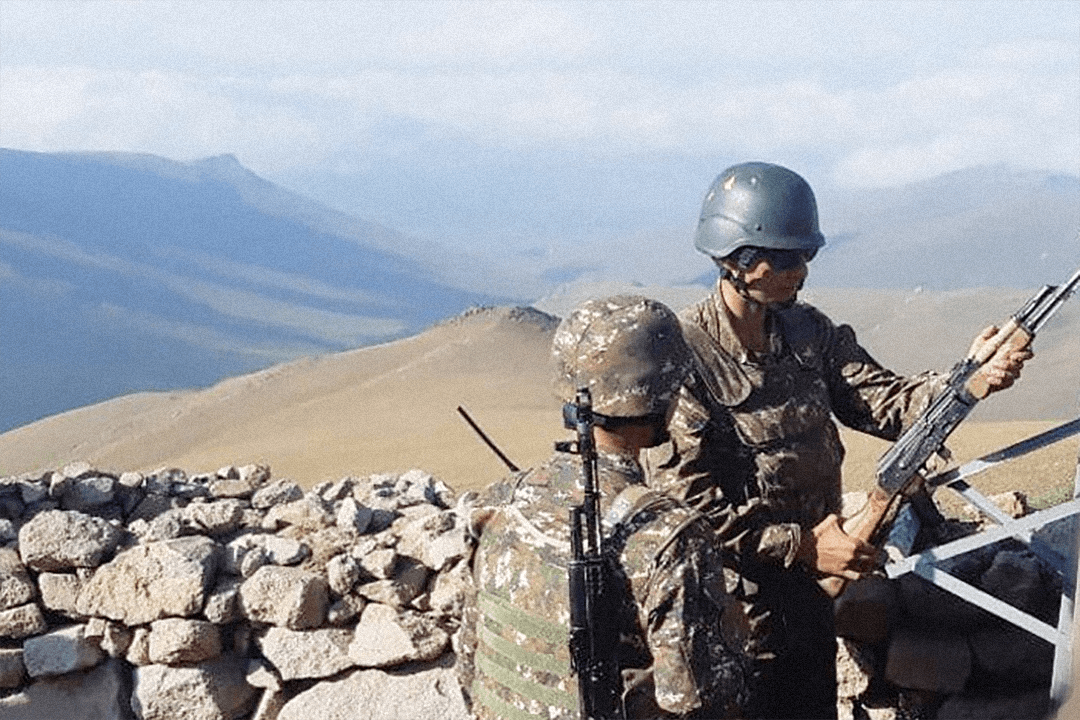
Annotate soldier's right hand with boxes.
[798,514,879,580]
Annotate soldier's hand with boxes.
[969,325,1033,394]
[798,514,879,580]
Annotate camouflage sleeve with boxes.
[640,522,746,717]
[822,320,948,440]
[650,384,801,568]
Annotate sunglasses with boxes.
[758,247,817,271]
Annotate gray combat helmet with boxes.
[552,295,692,418]
[694,161,826,259]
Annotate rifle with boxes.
[821,267,1080,598]
[557,388,624,720]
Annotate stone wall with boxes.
[1,465,1074,719]
[0,463,475,720]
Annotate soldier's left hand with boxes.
[971,326,1033,394]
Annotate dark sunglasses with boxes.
[759,247,817,271]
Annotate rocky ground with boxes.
[0,461,1077,720]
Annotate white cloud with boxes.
[1,1,1077,188]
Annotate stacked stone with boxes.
[833,490,1070,720]
[0,462,474,720]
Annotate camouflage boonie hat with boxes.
[552,295,692,417]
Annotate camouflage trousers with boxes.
[735,563,838,720]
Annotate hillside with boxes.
[1,290,1076,496]
[0,149,506,432]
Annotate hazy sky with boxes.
[2,0,1078,246]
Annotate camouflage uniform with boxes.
[646,286,946,719]
[465,448,747,720]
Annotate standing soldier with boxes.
[463,295,747,719]
[647,162,1031,719]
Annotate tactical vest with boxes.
[471,485,700,720]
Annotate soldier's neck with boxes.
[720,278,769,353]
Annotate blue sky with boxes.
[2,0,1078,252]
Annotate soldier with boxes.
[463,295,748,720]
[646,162,1031,719]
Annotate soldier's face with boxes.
[742,256,808,304]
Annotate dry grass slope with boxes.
[1,290,1077,502]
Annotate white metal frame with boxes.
[882,419,1080,704]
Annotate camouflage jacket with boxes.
[646,287,946,569]
[466,449,745,720]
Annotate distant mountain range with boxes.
[1,149,1077,433]
[0,149,506,432]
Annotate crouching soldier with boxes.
[461,295,748,719]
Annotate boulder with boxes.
[131,655,257,720]
[22,624,105,678]
[262,494,334,532]
[183,500,245,536]
[75,536,221,625]
[0,658,132,720]
[203,576,242,624]
[0,603,48,639]
[148,618,222,665]
[37,572,86,617]
[885,627,971,694]
[257,626,356,680]
[834,575,899,644]
[60,475,117,512]
[276,666,469,720]
[250,481,303,511]
[18,510,122,571]
[239,565,328,629]
[0,548,35,610]
[348,603,448,668]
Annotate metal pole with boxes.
[1050,445,1080,705]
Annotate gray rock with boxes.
[61,462,93,480]
[18,509,123,571]
[0,658,132,720]
[978,549,1049,617]
[23,624,106,678]
[357,548,398,579]
[0,603,47,639]
[251,480,302,510]
[336,496,373,535]
[397,510,470,572]
[348,602,448,668]
[148,618,222,666]
[0,548,35,611]
[276,666,469,720]
[0,648,24,689]
[239,566,328,629]
[131,655,258,720]
[75,536,221,625]
[203,576,242,624]
[258,626,356,680]
[126,627,152,667]
[261,495,334,532]
[327,553,362,595]
[61,475,117,512]
[885,626,971,694]
[38,572,86,617]
[356,558,428,608]
[85,617,133,659]
[184,500,245,536]
[326,595,367,626]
